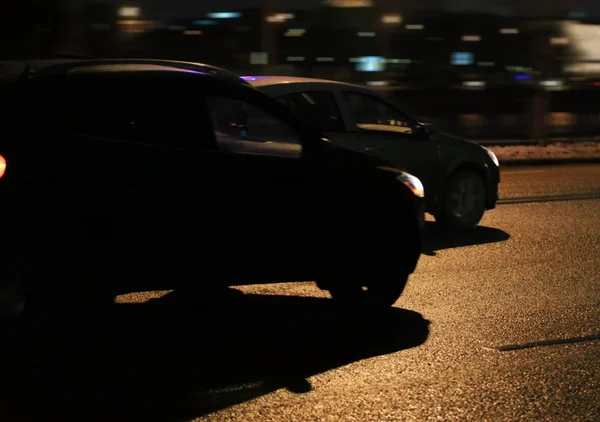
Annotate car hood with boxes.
[435,130,479,146]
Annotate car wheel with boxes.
[24,247,115,324]
[325,272,409,312]
[437,169,486,229]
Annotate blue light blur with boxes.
[356,57,385,72]
[193,20,217,26]
[451,52,474,65]
[207,12,242,19]
[514,74,533,81]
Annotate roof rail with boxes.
[36,59,250,85]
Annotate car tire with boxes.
[325,272,409,312]
[436,169,486,229]
[23,242,115,326]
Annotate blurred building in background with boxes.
[4,1,600,140]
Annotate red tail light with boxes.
[0,154,6,179]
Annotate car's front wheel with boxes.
[436,169,486,229]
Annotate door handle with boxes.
[365,145,382,153]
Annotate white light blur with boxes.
[118,6,140,17]
[284,28,306,37]
[540,79,563,87]
[366,81,389,86]
[550,37,569,45]
[382,14,402,24]
[462,35,481,42]
[500,28,519,34]
[266,13,295,23]
[463,81,486,87]
[405,24,424,30]
[564,21,600,61]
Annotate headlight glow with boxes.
[482,146,499,167]
[396,172,425,198]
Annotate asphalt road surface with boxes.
[1,164,599,422]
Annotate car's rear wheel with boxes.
[322,271,409,312]
[23,238,116,328]
[436,169,486,229]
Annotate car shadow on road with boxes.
[421,222,510,256]
[2,289,429,422]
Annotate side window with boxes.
[31,76,209,148]
[206,96,302,158]
[343,92,413,134]
[277,91,344,132]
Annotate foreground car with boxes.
[0,59,421,316]
[244,76,500,229]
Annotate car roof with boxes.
[28,59,251,86]
[242,75,372,96]
[241,76,349,87]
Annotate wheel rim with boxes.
[449,177,481,218]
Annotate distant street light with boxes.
[118,6,140,18]
[381,14,402,24]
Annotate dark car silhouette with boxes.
[244,76,500,229]
[0,59,421,317]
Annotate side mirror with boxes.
[307,135,334,160]
[413,122,433,141]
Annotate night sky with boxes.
[67,0,599,19]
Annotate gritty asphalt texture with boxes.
[1,164,599,422]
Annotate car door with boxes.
[72,76,331,288]
[169,80,338,286]
[332,90,441,206]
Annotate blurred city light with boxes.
[316,57,335,62]
[193,20,217,26]
[540,79,564,89]
[207,12,242,19]
[463,81,486,87]
[381,14,402,24]
[183,30,202,35]
[500,28,519,34]
[357,32,376,37]
[405,24,424,30]
[284,28,306,37]
[550,37,569,45]
[451,52,474,65]
[355,56,385,72]
[514,74,533,81]
[462,35,481,42]
[118,6,140,18]
[266,13,294,23]
[366,81,390,86]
